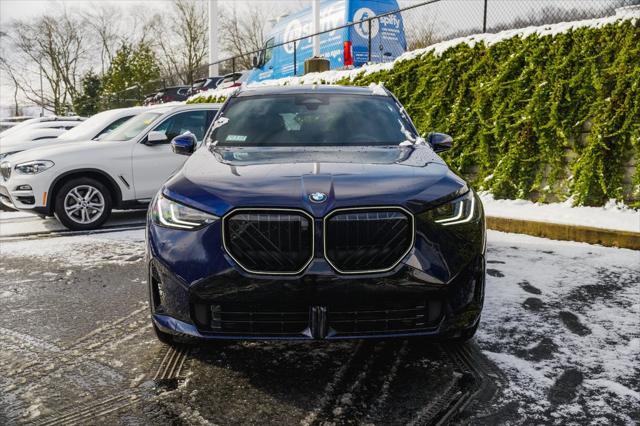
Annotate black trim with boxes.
[47,168,124,214]
[120,200,150,210]
[118,175,131,189]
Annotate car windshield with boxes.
[210,94,417,147]
[100,111,162,141]
[57,110,129,141]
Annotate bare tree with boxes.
[81,3,125,74]
[5,11,89,114]
[218,1,305,70]
[150,0,208,85]
[0,56,22,116]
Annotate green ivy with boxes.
[191,20,640,207]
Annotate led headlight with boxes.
[425,190,476,226]
[14,160,55,175]
[152,195,218,230]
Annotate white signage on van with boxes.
[353,8,402,40]
[353,7,379,39]
[283,0,346,54]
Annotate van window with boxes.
[263,38,275,64]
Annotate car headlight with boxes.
[14,160,55,175]
[152,195,218,230]
[425,190,476,226]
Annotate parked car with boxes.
[1,127,69,145]
[143,93,159,106]
[0,116,84,138]
[247,0,406,83]
[0,107,145,160]
[0,121,85,159]
[215,72,250,90]
[0,104,222,229]
[154,86,191,103]
[147,85,485,346]
[187,77,223,96]
[0,116,33,132]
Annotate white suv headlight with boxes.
[14,160,55,175]
[152,195,218,230]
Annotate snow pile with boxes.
[480,193,640,233]
[189,10,640,103]
[186,85,241,104]
[479,230,640,424]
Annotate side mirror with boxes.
[427,132,453,153]
[252,56,259,68]
[147,130,168,145]
[171,132,197,156]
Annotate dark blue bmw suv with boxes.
[146,85,485,345]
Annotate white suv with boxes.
[0,104,221,230]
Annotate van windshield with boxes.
[100,111,162,141]
[210,94,417,147]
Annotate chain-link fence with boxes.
[124,0,637,106]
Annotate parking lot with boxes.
[1,211,638,425]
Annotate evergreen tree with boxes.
[102,42,161,107]
[73,71,103,116]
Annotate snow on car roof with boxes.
[236,84,383,98]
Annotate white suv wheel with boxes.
[63,185,106,224]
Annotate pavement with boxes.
[0,211,638,425]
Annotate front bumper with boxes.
[0,172,51,212]
[147,195,486,341]
[150,255,485,341]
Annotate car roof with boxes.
[235,85,385,98]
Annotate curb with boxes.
[486,217,640,251]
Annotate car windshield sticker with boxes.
[226,134,247,142]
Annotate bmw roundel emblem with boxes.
[309,192,328,203]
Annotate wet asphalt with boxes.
[0,231,501,426]
[1,217,638,425]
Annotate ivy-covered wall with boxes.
[192,20,640,207]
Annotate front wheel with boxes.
[54,178,112,230]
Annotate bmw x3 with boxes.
[147,85,486,344]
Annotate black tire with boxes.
[54,177,112,231]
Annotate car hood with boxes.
[1,139,109,163]
[163,145,467,216]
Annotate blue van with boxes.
[247,0,406,83]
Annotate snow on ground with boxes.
[480,193,640,233]
[1,220,639,422]
[188,9,640,103]
[0,229,145,267]
[479,230,640,423]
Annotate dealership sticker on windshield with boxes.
[226,135,247,142]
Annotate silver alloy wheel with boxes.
[63,185,105,224]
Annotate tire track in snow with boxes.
[305,341,404,425]
[32,343,192,426]
[363,340,409,424]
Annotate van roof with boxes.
[236,85,386,97]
